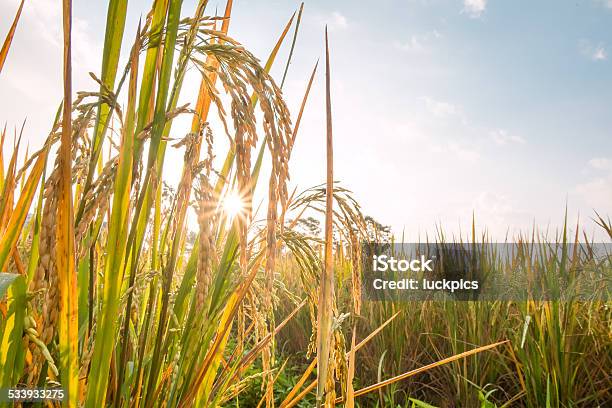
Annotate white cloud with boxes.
[463,0,487,18]
[422,97,458,117]
[0,0,102,151]
[395,36,425,52]
[449,142,480,161]
[3,0,101,71]
[580,40,608,61]
[588,157,612,170]
[328,11,348,30]
[474,191,514,216]
[466,191,537,238]
[593,46,607,60]
[575,175,612,209]
[575,157,612,212]
[490,129,526,145]
[394,30,442,53]
[597,0,612,9]
[429,141,480,162]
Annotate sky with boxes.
[1,0,612,240]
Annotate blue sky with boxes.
[1,0,611,239]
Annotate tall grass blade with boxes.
[78,0,128,221]
[0,132,21,229]
[290,60,318,149]
[280,2,304,89]
[0,149,46,273]
[57,0,79,404]
[281,306,401,408]
[0,125,6,191]
[0,0,25,74]
[108,22,142,407]
[315,26,334,406]
[336,340,509,402]
[0,274,26,387]
[345,331,357,408]
[0,273,18,298]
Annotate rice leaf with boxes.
[336,340,509,402]
[0,148,46,273]
[0,0,25,74]
[0,274,26,387]
[0,273,19,298]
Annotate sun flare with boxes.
[222,189,245,221]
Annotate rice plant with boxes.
[1,1,609,407]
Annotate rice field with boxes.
[0,1,610,407]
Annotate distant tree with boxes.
[294,216,321,237]
[364,215,392,244]
[362,216,392,260]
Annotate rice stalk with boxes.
[76,0,128,225]
[56,0,79,404]
[315,26,335,407]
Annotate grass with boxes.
[0,1,610,407]
[275,224,612,407]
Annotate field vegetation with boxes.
[0,0,610,407]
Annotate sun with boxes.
[222,189,246,221]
